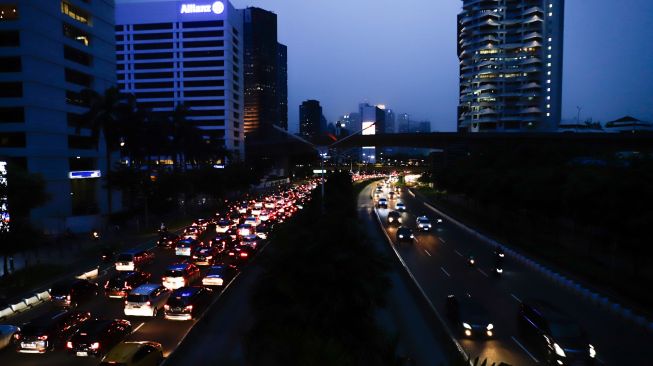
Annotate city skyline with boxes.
[231,0,653,132]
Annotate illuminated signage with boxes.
[0,161,9,233]
[69,170,101,179]
[362,122,376,135]
[313,169,327,174]
[180,1,224,14]
[213,164,225,169]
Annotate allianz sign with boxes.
[180,1,225,15]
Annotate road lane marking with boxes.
[424,249,432,257]
[454,250,463,257]
[408,189,415,197]
[441,267,451,277]
[478,268,489,277]
[511,336,539,363]
[511,293,522,303]
[133,322,145,333]
[439,237,446,244]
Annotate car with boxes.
[388,191,396,200]
[162,263,201,290]
[182,226,201,240]
[124,284,170,317]
[115,249,155,271]
[264,201,276,209]
[518,299,597,365]
[240,234,261,250]
[202,265,236,287]
[259,210,270,222]
[396,227,414,243]
[0,325,18,351]
[416,216,432,231]
[14,310,91,353]
[105,271,152,299]
[387,210,402,225]
[50,279,99,308]
[226,245,253,263]
[215,219,231,233]
[377,198,388,209]
[100,341,163,366]
[256,223,271,240]
[156,232,179,247]
[244,216,258,227]
[446,294,495,338]
[395,201,406,211]
[237,223,254,237]
[193,219,210,229]
[66,319,132,357]
[175,238,199,257]
[164,286,213,321]
[191,246,219,266]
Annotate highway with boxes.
[364,181,653,365]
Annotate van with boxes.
[115,250,154,272]
[162,263,200,290]
[123,284,170,317]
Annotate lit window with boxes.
[549,4,553,8]
[547,63,552,67]
[549,12,553,17]
[548,37,552,42]
[547,96,551,100]
[547,88,551,92]
[547,112,551,116]
[547,79,551,84]
[61,1,91,25]
[0,5,19,21]
[548,46,552,50]
[547,104,551,109]
[547,54,552,59]
[547,71,551,75]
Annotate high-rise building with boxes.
[115,0,244,159]
[397,113,410,133]
[384,108,396,133]
[412,121,431,133]
[276,42,288,130]
[0,0,117,233]
[457,0,564,132]
[299,100,322,140]
[243,7,285,135]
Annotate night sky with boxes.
[232,0,653,132]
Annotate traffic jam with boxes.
[0,181,316,364]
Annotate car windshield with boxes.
[126,294,149,303]
[550,321,583,339]
[418,218,429,223]
[117,254,133,262]
[167,296,191,307]
[50,283,71,295]
[208,267,224,276]
[108,276,128,287]
[165,269,184,277]
[178,241,192,248]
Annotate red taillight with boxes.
[66,295,71,301]
[240,252,248,258]
[162,277,167,281]
[104,281,109,289]
[185,305,193,311]
[146,301,151,307]
[90,342,100,350]
[66,341,73,349]
[38,335,48,341]
[14,334,20,340]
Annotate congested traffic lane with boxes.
[371,181,653,365]
[0,226,234,365]
[368,183,532,366]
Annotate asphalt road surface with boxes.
[364,181,653,365]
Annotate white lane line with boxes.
[408,189,415,197]
[511,293,522,303]
[424,249,432,257]
[511,336,539,363]
[441,267,451,277]
[454,250,463,257]
[439,237,446,244]
[478,268,489,277]
[133,322,145,333]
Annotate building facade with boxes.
[276,42,288,130]
[457,0,564,132]
[299,99,322,140]
[115,0,244,159]
[0,0,117,233]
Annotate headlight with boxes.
[463,323,472,330]
[398,235,404,239]
[589,344,596,358]
[389,218,394,222]
[486,323,494,330]
[410,234,414,238]
[437,219,443,223]
[554,343,566,357]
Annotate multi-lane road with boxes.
[366,181,653,365]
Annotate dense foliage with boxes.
[246,172,393,366]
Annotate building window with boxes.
[133,22,172,31]
[133,32,173,41]
[134,91,174,99]
[133,71,174,80]
[184,60,224,68]
[68,135,96,150]
[0,132,25,147]
[61,1,91,25]
[64,45,92,66]
[0,30,19,47]
[65,68,93,87]
[0,4,19,21]
[183,30,224,38]
[183,79,224,88]
[67,112,84,126]
[0,56,21,72]
[63,23,90,46]
[0,82,22,97]
[133,42,173,51]
[182,20,223,29]
[183,50,224,58]
[133,52,173,60]
[134,61,173,70]
[183,40,224,48]
[0,107,24,123]
[184,89,225,97]
[66,90,88,106]
[184,69,224,78]
[184,99,225,107]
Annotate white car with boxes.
[416,216,432,231]
[0,325,18,351]
[202,265,230,286]
[162,263,200,290]
[259,211,270,222]
[396,201,406,211]
[264,202,276,209]
[124,284,170,317]
[215,219,230,233]
[244,216,258,227]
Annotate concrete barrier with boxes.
[23,295,40,307]
[76,267,99,280]
[9,301,28,313]
[0,307,14,319]
[36,290,51,301]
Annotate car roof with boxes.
[131,283,161,295]
[77,319,113,334]
[417,216,429,220]
[170,286,202,298]
[168,263,191,271]
[102,342,159,363]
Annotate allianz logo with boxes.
[180,1,224,15]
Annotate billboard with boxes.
[362,121,376,136]
[0,161,9,233]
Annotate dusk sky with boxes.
[230,0,653,132]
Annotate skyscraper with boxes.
[276,42,288,131]
[384,108,396,134]
[457,0,564,132]
[299,100,322,140]
[0,0,117,232]
[115,0,244,159]
[397,113,410,133]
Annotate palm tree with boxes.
[78,87,135,215]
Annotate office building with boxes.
[359,103,386,163]
[457,0,564,132]
[384,108,396,133]
[0,0,117,233]
[276,42,288,130]
[412,120,431,133]
[299,99,322,140]
[243,7,286,135]
[115,0,244,160]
